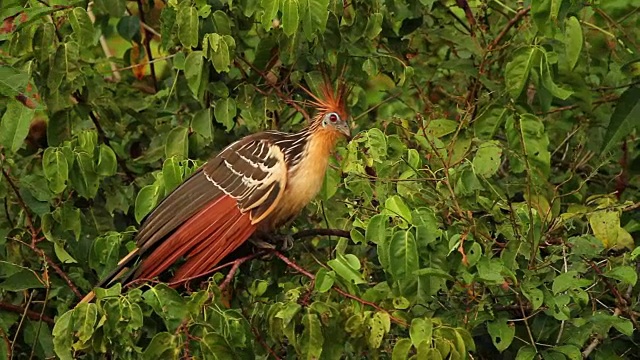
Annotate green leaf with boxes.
[601,87,640,155]
[90,233,123,278]
[327,253,366,284]
[505,113,550,176]
[282,0,300,37]
[200,333,235,359]
[366,214,388,245]
[0,269,45,291]
[212,11,232,35]
[48,42,79,92]
[385,195,412,222]
[177,6,199,48]
[487,318,515,352]
[552,271,592,294]
[43,148,69,193]
[604,266,638,286]
[516,346,537,360]
[135,184,161,223]
[0,65,29,96]
[0,100,35,153]
[143,332,178,359]
[410,318,433,347]
[300,312,323,359]
[476,258,504,284]
[368,311,391,349]
[52,310,74,360]
[388,230,419,280]
[563,16,582,70]
[505,47,537,99]
[214,97,237,131]
[300,0,329,40]
[424,119,458,138]
[143,284,188,332]
[551,345,581,360]
[162,157,183,195]
[54,242,77,264]
[69,152,99,198]
[473,140,502,177]
[261,0,279,30]
[392,338,412,360]
[522,285,544,310]
[540,52,573,100]
[364,13,383,39]
[165,126,189,159]
[74,302,97,342]
[191,108,213,140]
[314,268,335,293]
[69,8,95,46]
[184,51,205,98]
[94,0,126,17]
[567,235,604,258]
[117,16,141,42]
[550,0,562,21]
[203,34,235,73]
[366,128,388,162]
[96,144,117,176]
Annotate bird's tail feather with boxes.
[78,247,141,304]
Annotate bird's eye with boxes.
[329,113,339,123]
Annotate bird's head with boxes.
[304,77,352,140]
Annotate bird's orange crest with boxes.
[301,72,351,123]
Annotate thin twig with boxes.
[219,253,262,290]
[236,57,311,122]
[1,166,37,237]
[539,94,620,115]
[0,167,83,299]
[486,6,531,52]
[136,0,158,91]
[167,251,266,288]
[42,252,82,299]
[582,308,622,358]
[87,2,121,81]
[73,93,137,182]
[271,251,409,327]
[291,228,351,240]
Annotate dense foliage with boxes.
[1,0,640,358]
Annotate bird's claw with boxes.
[249,238,276,250]
[279,235,294,252]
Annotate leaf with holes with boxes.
[487,318,515,352]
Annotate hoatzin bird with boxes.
[80,79,350,303]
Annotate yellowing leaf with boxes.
[588,210,633,249]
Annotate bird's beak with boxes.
[339,123,352,140]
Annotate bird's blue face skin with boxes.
[322,112,351,139]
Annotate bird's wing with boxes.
[93,135,289,291]
[134,136,289,282]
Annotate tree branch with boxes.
[0,302,54,325]
[291,228,351,240]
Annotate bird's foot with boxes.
[279,234,294,252]
[249,234,294,252]
[248,238,276,250]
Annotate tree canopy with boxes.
[1,0,640,358]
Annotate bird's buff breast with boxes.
[260,134,335,230]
